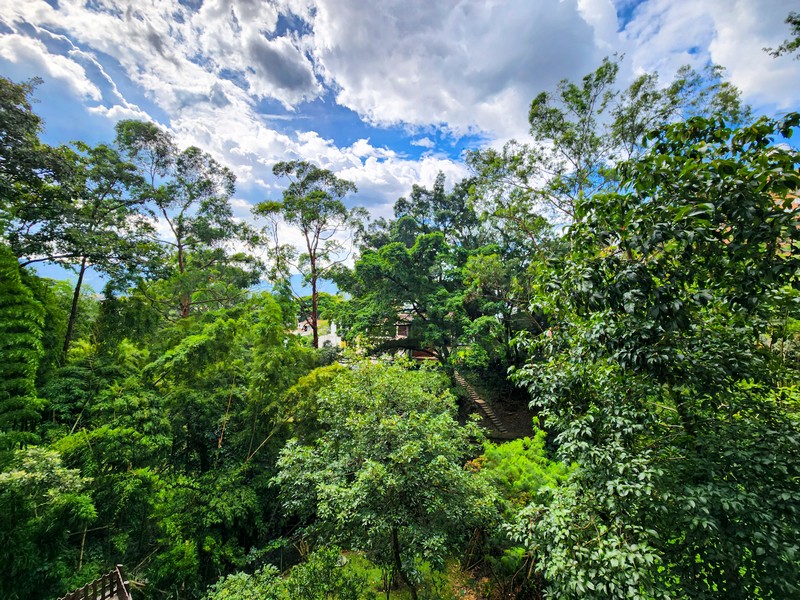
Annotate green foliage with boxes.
[204,565,282,600]
[461,249,536,368]
[511,112,800,598]
[21,275,69,381]
[0,245,44,449]
[95,283,162,350]
[297,292,341,322]
[0,76,42,191]
[469,57,748,227]
[277,363,346,442]
[337,175,492,366]
[476,432,571,513]
[467,433,571,598]
[26,291,318,599]
[0,76,67,224]
[204,547,371,600]
[4,62,798,600]
[10,141,150,271]
[146,468,264,597]
[338,232,467,364]
[765,12,800,59]
[3,133,158,355]
[385,173,486,250]
[275,360,497,598]
[284,547,371,600]
[0,447,95,600]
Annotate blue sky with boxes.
[2,0,799,289]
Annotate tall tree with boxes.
[335,174,526,369]
[460,59,750,369]
[0,76,51,211]
[254,160,360,348]
[11,142,152,355]
[0,76,74,262]
[468,58,748,228]
[115,120,260,319]
[337,230,467,364]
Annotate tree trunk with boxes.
[177,240,191,318]
[311,261,319,348]
[63,257,87,357]
[392,527,417,600]
[180,295,191,319]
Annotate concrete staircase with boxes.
[453,371,509,435]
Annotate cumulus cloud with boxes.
[245,34,320,106]
[307,0,603,139]
[2,0,799,227]
[577,0,619,51]
[620,0,800,110]
[411,137,436,149]
[338,153,470,215]
[0,33,101,101]
[87,103,153,122]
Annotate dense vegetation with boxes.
[0,53,798,599]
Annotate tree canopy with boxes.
[0,55,798,600]
[274,359,496,599]
[255,160,361,348]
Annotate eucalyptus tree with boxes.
[254,160,361,347]
[115,120,260,319]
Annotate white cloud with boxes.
[0,34,101,101]
[577,0,620,51]
[411,137,436,149]
[339,153,469,211]
[705,0,800,111]
[87,103,152,122]
[244,33,321,106]
[620,0,800,110]
[3,0,799,231]
[308,0,603,139]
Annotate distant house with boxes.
[391,311,441,361]
[395,311,412,339]
[297,318,344,347]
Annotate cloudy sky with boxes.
[1,0,799,224]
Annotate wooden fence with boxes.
[58,565,131,600]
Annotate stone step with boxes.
[453,371,509,434]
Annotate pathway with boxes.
[453,371,509,436]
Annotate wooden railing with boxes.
[58,565,131,600]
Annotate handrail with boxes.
[57,565,131,600]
